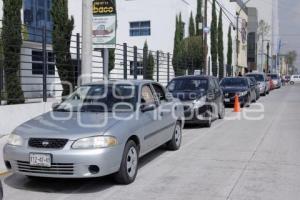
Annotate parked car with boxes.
[3,80,184,184]
[167,75,225,127]
[290,75,300,85]
[220,77,256,107]
[249,77,260,101]
[245,73,269,96]
[267,76,275,91]
[268,73,282,89]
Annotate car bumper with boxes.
[3,143,124,178]
[183,106,210,124]
[224,95,248,106]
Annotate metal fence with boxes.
[0,23,203,105]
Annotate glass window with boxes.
[130,61,143,76]
[152,84,166,102]
[31,51,55,75]
[167,78,208,92]
[24,0,53,43]
[141,85,155,105]
[129,21,151,36]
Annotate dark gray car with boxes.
[3,80,184,184]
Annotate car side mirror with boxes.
[52,102,59,110]
[140,104,156,113]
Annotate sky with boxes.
[278,0,300,68]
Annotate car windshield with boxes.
[220,78,248,87]
[269,74,278,79]
[246,74,264,82]
[54,84,137,112]
[167,78,208,92]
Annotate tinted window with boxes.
[269,74,279,79]
[168,78,208,92]
[220,78,248,87]
[152,84,166,102]
[246,74,264,82]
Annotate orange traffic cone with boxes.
[234,95,241,113]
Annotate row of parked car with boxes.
[2,73,282,187]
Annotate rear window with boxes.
[246,74,264,82]
[269,74,279,79]
[220,78,248,87]
[167,78,208,92]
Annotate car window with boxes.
[152,84,167,102]
[141,85,156,105]
[209,79,215,90]
[213,79,220,90]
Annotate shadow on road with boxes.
[4,147,166,194]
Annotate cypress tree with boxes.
[218,8,224,78]
[51,0,75,97]
[189,12,195,37]
[2,0,25,104]
[210,0,218,77]
[147,52,155,80]
[227,26,233,76]
[173,14,184,76]
[195,0,203,36]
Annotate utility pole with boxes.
[82,0,93,84]
[261,33,264,73]
[236,12,239,76]
[203,0,208,75]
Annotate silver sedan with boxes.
[3,80,184,184]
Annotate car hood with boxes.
[171,91,206,102]
[222,87,248,93]
[14,111,132,140]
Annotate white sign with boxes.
[92,15,116,49]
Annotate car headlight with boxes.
[193,96,206,108]
[72,136,118,149]
[7,134,23,146]
[238,91,247,97]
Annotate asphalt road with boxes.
[1,84,300,200]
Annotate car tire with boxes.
[290,81,294,85]
[203,108,212,127]
[113,140,139,185]
[218,102,225,119]
[166,121,182,151]
[246,94,251,107]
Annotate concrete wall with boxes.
[0,102,55,136]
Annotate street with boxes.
[0,84,299,200]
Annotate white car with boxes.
[290,75,300,85]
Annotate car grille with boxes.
[224,93,236,98]
[28,138,68,149]
[17,161,74,175]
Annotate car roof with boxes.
[171,75,212,80]
[82,79,156,86]
[245,73,264,76]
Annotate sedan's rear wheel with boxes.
[167,121,182,151]
[114,140,138,184]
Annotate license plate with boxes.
[30,153,51,167]
[224,98,230,103]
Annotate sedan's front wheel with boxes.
[167,121,182,151]
[114,140,138,184]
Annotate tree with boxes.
[189,12,195,37]
[195,0,203,36]
[227,26,233,76]
[143,41,154,80]
[2,0,25,104]
[286,50,297,75]
[178,36,203,75]
[210,0,218,77]
[173,14,185,76]
[218,8,224,78]
[51,0,75,97]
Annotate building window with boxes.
[130,21,151,36]
[130,61,143,75]
[32,50,55,75]
[24,0,53,43]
